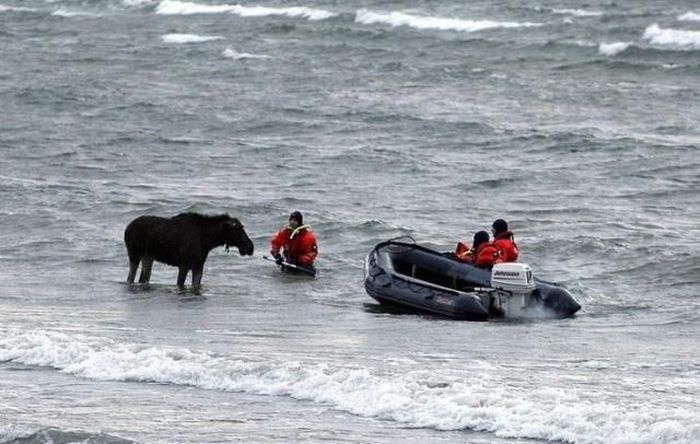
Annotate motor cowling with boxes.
[491,263,535,293]
[490,263,536,317]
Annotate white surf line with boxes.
[155,0,336,20]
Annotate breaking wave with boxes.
[51,8,102,17]
[222,48,271,60]
[678,11,700,22]
[598,41,632,56]
[161,33,223,43]
[354,9,542,33]
[642,23,700,51]
[1,329,698,443]
[154,0,336,20]
[552,8,603,17]
[0,5,37,13]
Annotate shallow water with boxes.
[1,0,699,442]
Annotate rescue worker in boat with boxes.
[491,218,519,262]
[455,230,502,269]
[270,211,318,271]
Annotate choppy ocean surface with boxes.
[1,0,699,442]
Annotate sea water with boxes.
[1,0,699,442]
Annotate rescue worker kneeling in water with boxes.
[270,211,318,271]
[454,230,502,269]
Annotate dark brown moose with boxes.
[124,212,254,287]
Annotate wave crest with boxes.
[222,48,271,59]
[162,33,223,43]
[355,8,542,33]
[643,23,700,51]
[598,41,632,56]
[678,11,700,22]
[155,0,336,20]
[2,329,699,443]
[552,8,603,17]
[0,5,37,13]
[51,9,102,17]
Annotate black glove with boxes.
[274,254,283,265]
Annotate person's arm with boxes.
[270,227,287,256]
[476,245,501,268]
[494,239,518,262]
[297,233,318,266]
[508,240,519,261]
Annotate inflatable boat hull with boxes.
[364,241,581,320]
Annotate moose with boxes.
[124,212,254,287]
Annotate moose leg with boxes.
[191,265,204,288]
[139,257,154,283]
[177,267,189,287]
[127,259,139,283]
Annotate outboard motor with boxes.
[490,263,536,317]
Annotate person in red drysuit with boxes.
[270,211,318,269]
[491,219,519,262]
[455,230,502,269]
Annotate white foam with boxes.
[162,33,223,43]
[155,0,232,15]
[155,0,336,20]
[552,8,603,17]
[598,41,632,56]
[354,9,542,33]
[642,23,700,51]
[678,11,700,22]
[3,329,699,443]
[0,4,37,12]
[52,8,101,17]
[222,48,271,60]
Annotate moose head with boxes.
[221,216,254,256]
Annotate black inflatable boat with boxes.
[364,240,581,321]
